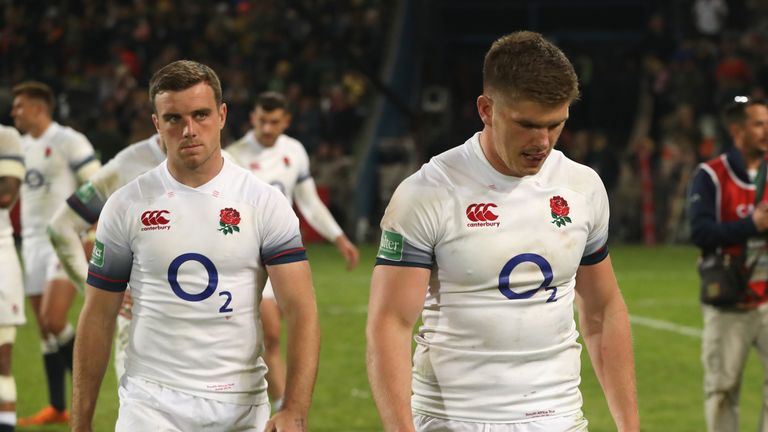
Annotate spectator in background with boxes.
[693,0,729,42]
[687,98,768,432]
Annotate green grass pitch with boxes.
[11,244,767,431]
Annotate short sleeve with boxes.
[295,142,311,183]
[65,131,98,172]
[0,127,24,180]
[86,192,133,291]
[375,174,441,269]
[581,171,610,265]
[259,188,307,265]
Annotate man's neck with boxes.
[743,151,765,171]
[167,152,225,188]
[29,118,53,139]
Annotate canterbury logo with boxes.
[141,210,170,226]
[466,203,498,222]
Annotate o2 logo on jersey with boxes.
[498,253,558,302]
[24,169,45,189]
[167,253,233,313]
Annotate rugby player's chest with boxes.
[435,189,590,284]
[130,197,260,273]
[23,141,67,183]
[245,150,299,196]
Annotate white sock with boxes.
[0,411,16,425]
[55,323,75,346]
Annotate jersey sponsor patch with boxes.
[91,239,105,268]
[377,230,403,261]
[75,181,96,203]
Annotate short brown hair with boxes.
[254,91,290,113]
[721,97,767,127]
[483,31,579,106]
[12,81,55,114]
[148,60,223,112]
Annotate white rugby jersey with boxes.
[227,132,309,202]
[376,132,610,422]
[0,125,24,247]
[21,122,98,238]
[0,125,25,326]
[67,134,165,224]
[227,132,343,240]
[87,158,306,404]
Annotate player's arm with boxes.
[0,175,20,209]
[0,130,23,208]
[264,260,319,432]
[575,255,639,432]
[293,177,359,270]
[71,283,123,431]
[367,264,430,432]
[48,204,94,292]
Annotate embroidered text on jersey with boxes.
[466,203,501,228]
[141,210,171,231]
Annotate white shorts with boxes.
[262,278,275,300]
[22,235,67,296]
[0,241,25,325]
[117,375,270,432]
[413,412,589,432]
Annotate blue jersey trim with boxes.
[71,155,97,171]
[66,194,101,224]
[580,245,609,266]
[87,271,128,292]
[264,248,308,265]
[0,155,24,164]
[375,258,433,269]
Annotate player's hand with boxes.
[263,409,308,432]
[753,202,768,232]
[118,289,133,319]
[334,234,359,271]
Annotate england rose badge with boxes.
[549,196,572,227]
[218,207,241,235]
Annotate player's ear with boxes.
[219,103,228,129]
[477,95,493,126]
[151,113,160,132]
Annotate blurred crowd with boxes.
[0,0,387,165]
[557,0,768,244]
[7,0,768,244]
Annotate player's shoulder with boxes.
[412,137,478,191]
[226,133,251,153]
[221,159,288,206]
[53,123,90,144]
[541,150,603,194]
[114,135,163,164]
[0,125,22,152]
[113,162,166,201]
[277,135,307,153]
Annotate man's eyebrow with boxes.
[514,117,569,129]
